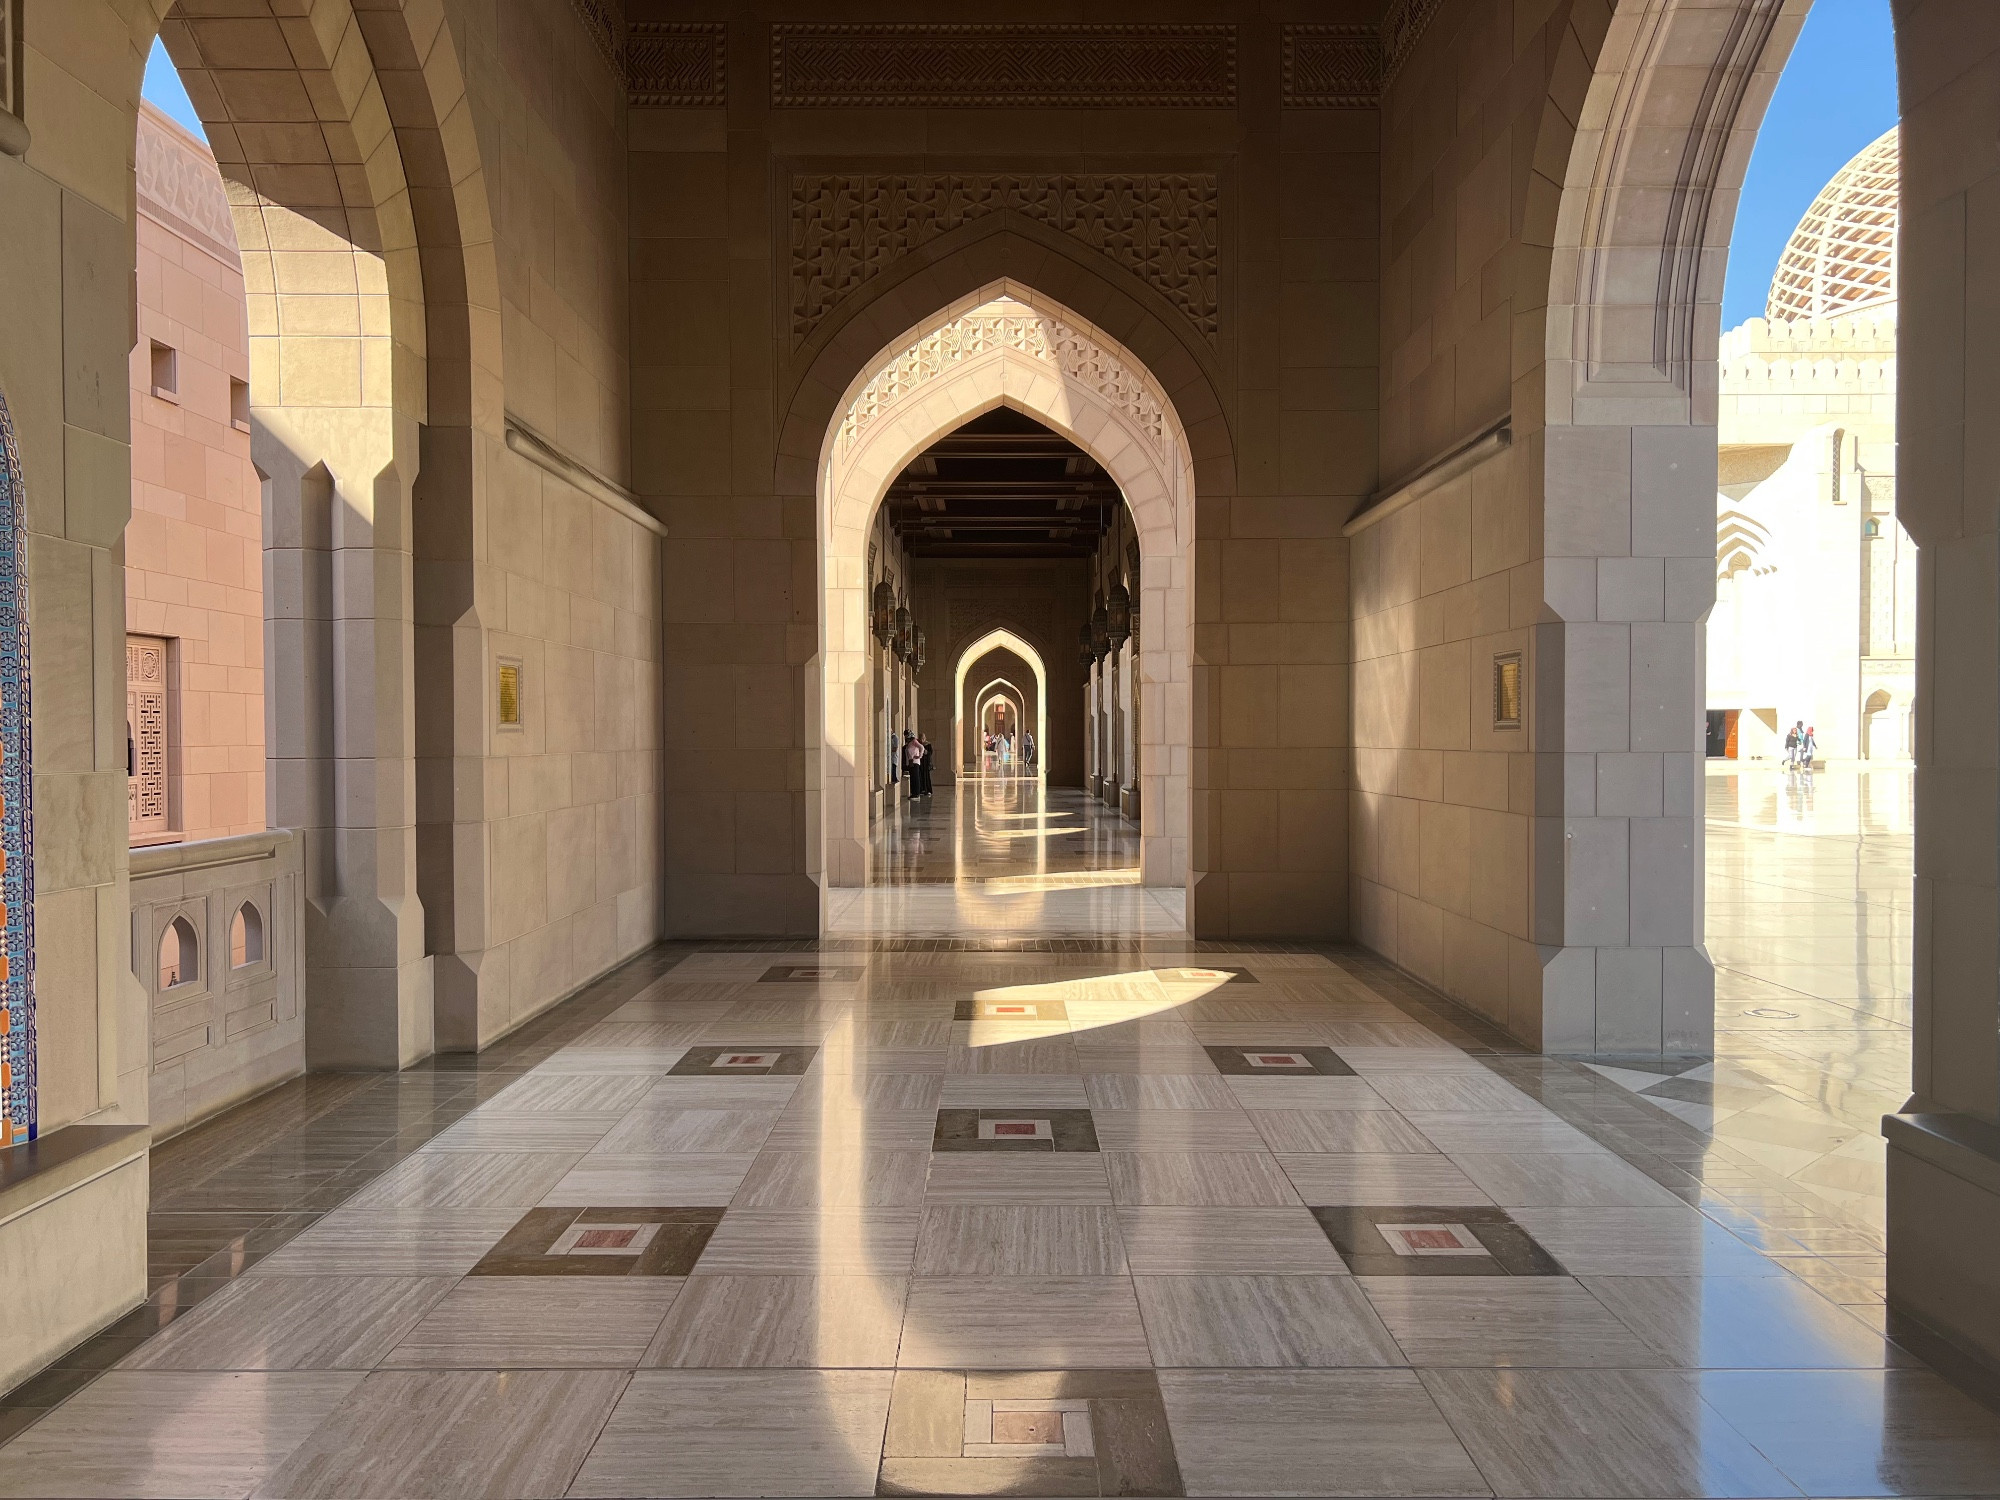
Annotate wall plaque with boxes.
[629,21,727,106]
[1282,25,1382,107]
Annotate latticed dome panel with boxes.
[1766,129,1898,322]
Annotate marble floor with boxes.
[6,925,1999,1497]
[832,781,1181,938]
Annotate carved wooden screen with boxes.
[127,634,171,839]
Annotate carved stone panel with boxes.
[771,25,1235,107]
[1282,26,1382,107]
[791,173,1220,347]
[629,21,727,106]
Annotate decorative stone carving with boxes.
[839,302,1167,459]
[136,111,239,264]
[792,174,1219,346]
[569,0,624,74]
[770,24,1235,107]
[1282,25,1381,107]
[0,393,32,1146]
[1382,0,1445,83]
[629,21,727,105]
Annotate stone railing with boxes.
[130,830,305,1138]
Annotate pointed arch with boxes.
[957,631,1048,783]
[814,281,1193,893]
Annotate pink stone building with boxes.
[126,102,263,845]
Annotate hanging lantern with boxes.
[1078,620,1095,667]
[1090,602,1110,660]
[914,628,926,672]
[1106,583,1131,648]
[895,605,913,661]
[871,580,893,645]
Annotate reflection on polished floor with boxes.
[1579,766,1912,1244]
[831,781,1182,938]
[5,917,2000,1496]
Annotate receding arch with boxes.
[956,629,1048,783]
[814,280,1194,895]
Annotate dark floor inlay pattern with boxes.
[1203,1044,1354,1077]
[955,997,1069,1020]
[878,1367,1183,1497]
[469,1207,724,1276]
[761,964,865,982]
[1310,1205,1565,1277]
[668,1045,819,1076]
[1155,965,1257,984]
[934,1108,1101,1153]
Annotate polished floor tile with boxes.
[120,1275,454,1371]
[1116,1206,1350,1274]
[381,1278,681,1367]
[254,1367,628,1498]
[541,1153,755,1207]
[691,1208,922,1276]
[1419,1366,1799,1497]
[1276,1153,1490,1206]
[1360,1277,1663,1367]
[569,1369,895,1497]
[1103,1151,1302,1206]
[1089,1108,1268,1152]
[1447,1151,1686,1208]
[1579,1275,1906,1368]
[914,1205,1128,1275]
[924,1154,1114,1203]
[344,1151,583,1210]
[470,1206,722,1276]
[1133,1275,1404,1367]
[643,1275,909,1367]
[1247,1110,1440,1154]
[1157,1369,1487,1497]
[0,1372,361,1498]
[245,1210,523,1277]
[1507,1207,1788,1277]
[732,1148,930,1207]
[591,1107,783,1154]
[899,1277,1153,1368]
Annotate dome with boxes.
[1766,128,1898,322]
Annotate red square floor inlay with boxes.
[573,1227,641,1250]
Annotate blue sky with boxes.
[144,8,1896,327]
[143,38,206,137]
[1723,0,1899,327]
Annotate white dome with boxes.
[1766,128,1898,322]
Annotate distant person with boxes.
[1024,729,1036,770]
[918,735,934,797]
[1800,724,1818,769]
[903,730,920,798]
[888,727,900,787]
[1784,721,1802,769]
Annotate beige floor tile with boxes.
[1117,1206,1350,1274]
[1276,1152,1489,1206]
[536,1045,695,1073]
[419,1113,627,1153]
[1420,1366,1797,1497]
[924,1154,1113,1203]
[245,1210,523,1277]
[1360,1277,1664,1367]
[1363,1073,1545,1113]
[783,1073,945,1111]
[1085,1073,1239,1110]
[1158,1368,1487,1497]
[593,1108,783,1154]
[1449,1151,1686,1208]
[638,1077,803,1109]
[1579,1275,1905,1368]
[762,1106,940,1151]
[693,1207,922,1276]
[1223,1076,1392,1110]
[484,1073,660,1112]
[1104,1151,1302,1206]
[0,1372,360,1498]
[1508,1208,1788,1277]
[254,1367,628,1498]
[379,1278,682,1368]
[1090,1108,1268,1151]
[1694,1369,2000,1495]
[1397,1111,1614,1155]
[121,1275,454,1371]
[1135,1275,1404,1367]
[1249,1110,1440,1154]
[343,1151,584,1210]
[914,1204,1128,1274]
[569,1369,895,1497]
[899,1276,1152,1368]
[731,1149,930,1207]
[541,1153,755,1207]
[642,1274,909,1367]
[939,1074,1090,1107]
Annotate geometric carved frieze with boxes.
[569,0,626,75]
[0,393,32,1144]
[1382,0,1446,85]
[1281,25,1382,107]
[792,174,1219,347]
[838,301,1168,460]
[628,21,728,106]
[771,25,1236,107]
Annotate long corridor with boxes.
[4,919,1999,1495]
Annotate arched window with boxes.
[229,902,264,968]
[159,916,199,990]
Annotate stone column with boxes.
[1883,0,2000,1373]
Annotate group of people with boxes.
[891,729,934,799]
[1783,719,1818,771]
[982,728,1035,773]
